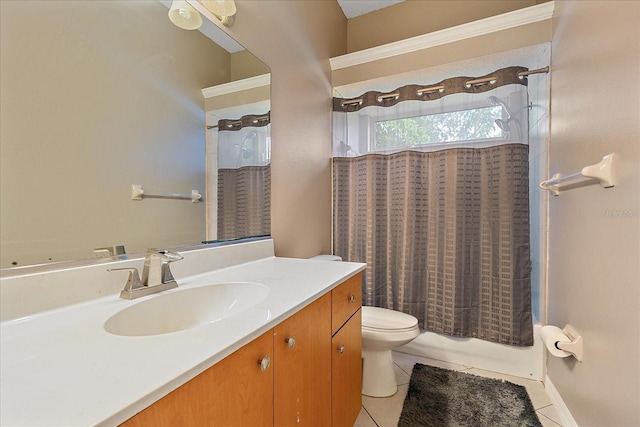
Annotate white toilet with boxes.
[361,306,420,397]
[308,255,420,398]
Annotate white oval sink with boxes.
[104,282,269,336]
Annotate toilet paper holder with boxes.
[548,324,584,362]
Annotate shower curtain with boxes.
[217,113,271,240]
[332,67,533,346]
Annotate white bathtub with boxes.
[397,323,544,381]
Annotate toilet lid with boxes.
[361,306,419,332]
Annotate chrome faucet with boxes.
[109,249,183,300]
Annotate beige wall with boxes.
[548,1,640,425]
[219,0,347,257]
[0,1,230,267]
[204,85,271,112]
[230,50,270,81]
[346,0,543,52]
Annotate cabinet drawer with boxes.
[331,273,362,336]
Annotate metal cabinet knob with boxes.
[258,355,271,372]
[348,294,355,303]
[285,336,296,348]
[337,345,345,354]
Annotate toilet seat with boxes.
[362,306,418,332]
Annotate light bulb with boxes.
[168,0,203,30]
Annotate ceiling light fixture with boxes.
[200,0,237,27]
[168,0,203,30]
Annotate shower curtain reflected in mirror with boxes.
[217,114,271,240]
[332,67,533,346]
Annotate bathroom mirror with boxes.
[0,0,270,269]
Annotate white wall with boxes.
[548,1,640,425]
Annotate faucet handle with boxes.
[108,267,143,291]
[157,250,183,263]
[158,251,183,284]
[145,249,183,263]
[143,249,183,285]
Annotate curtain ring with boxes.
[464,77,497,88]
[416,85,445,96]
[341,98,363,108]
[377,93,400,103]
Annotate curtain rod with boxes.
[334,66,548,112]
[206,113,271,130]
[517,66,550,79]
[465,67,549,88]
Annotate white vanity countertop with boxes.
[0,256,365,426]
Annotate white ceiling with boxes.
[337,0,405,19]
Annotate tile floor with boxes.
[355,351,563,427]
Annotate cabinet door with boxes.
[274,293,332,426]
[332,308,362,427]
[121,329,274,427]
[331,273,362,336]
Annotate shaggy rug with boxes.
[398,364,542,427]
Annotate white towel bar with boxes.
[130,184,202,203]
[539,153,616,196]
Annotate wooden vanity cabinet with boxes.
[121,329,274,427]
[121,273,362,427]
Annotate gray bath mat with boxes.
[399,363,542,427]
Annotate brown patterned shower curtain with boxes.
[332,67,533,346]
[218,166,270,240]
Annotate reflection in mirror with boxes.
[0,0,270,269]
[202,77,271,242]
[215,113,271,240]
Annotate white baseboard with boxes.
[544,376,579,427]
